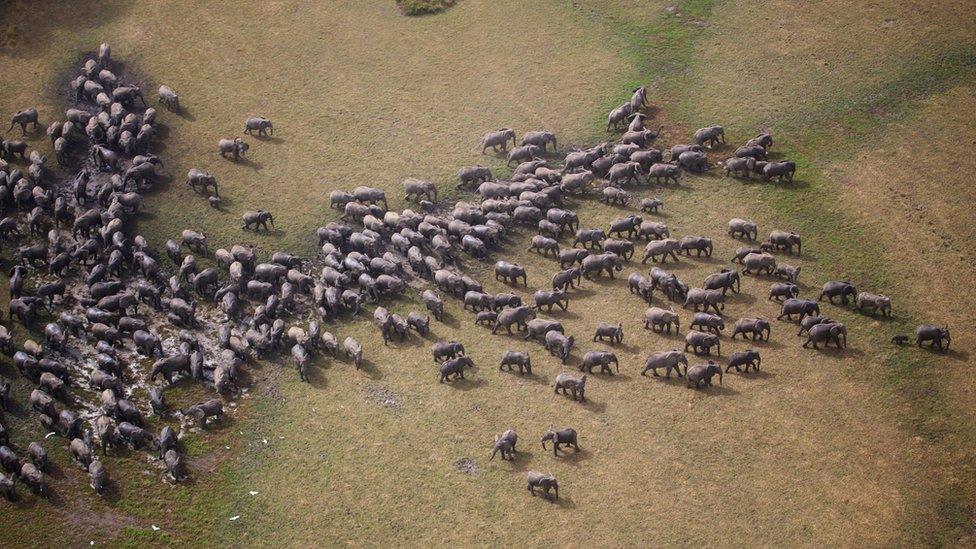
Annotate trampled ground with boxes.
[0,0,974,546]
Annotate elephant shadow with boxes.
[173,106,196,122]
[234,156,264,171]
[940,348,970,363]
[504,451,536,473]
[435,312,461,330]
[731,368,776,381]
[565,286,598,299]
[579,399,606,413]
[609,341,640,355]
[553,495,578,509]
[306,365,331,388]
[253,135,285,145]
[354,359,383,380]
[730,292,757,306]
[590,371,630,383]
[553,447,590,465]
[444,377,487,391]
[499,369,548,385]
[697,384,737,397]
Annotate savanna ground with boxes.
[1,0,975,546]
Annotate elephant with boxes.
[581,252,623,279]
[819,281,857,305]
[19,462,44,495]
[650,268,687,300]
[112,86,147,108]
[551,268,581,292]
[403,178,437,201]
[734,145,768,160]
[534,290,569,312]
[27,443,47,471]
[763,161,796,183]
[507,144,541,166]
[157,85,180,111]
[242,210,275,231]
[292,344,311,382]
[606,102,634,131]
[608,215,642,239]
[439,356,474,383]
[133,330,163,357]
[668,143,703,162]
[184,399,224,428]
[343,337,364,369]
[724,156,756,178]
[644,306,680,333]
[679,236,713,257]
[164,449,187,481]
[457,166,493,189]
[693,125,725,147]
[526,471,559,501]
[494,260,527,286]
[1,139,28,160]
[728,218,758,241]
[600,186,633,206]
[593,323,623,344]
[481,128,516,153]
[684,330,721,356]
[464,291,492,312]
[521,130,557,152]
[432,341,465,363]
[773,263,801,284]
[574,228,606,249]
[684,288,725,314]
[580,350,619,374]
[677,150,708,172]
[186,168,218,196]
[769,230,801,255]
[563,145,605,172]
[641,238,680,263]
[746,132,774,149]
[637,220,669,240]
[433,269,464,297]
[686,361,723,388]
[778,298,821,321]
[915,325,950,350]
[329,190,354,209]
[731,317,771,341]
[541,427,579,457]
[854,292,892,317]
[631,86,649,111]
[630,148,664,173]
[150,354,190,383]
[690,312,725,335]
[559,170,594,194]
[528,235,560,257]
[641,198,662,214]
[641,349,688,377]
[703,269,741,295]
[608,161,641,186]
[70,437,94,467]
[741,252,776,275]
[525,319,563,342]
[803,322,847,350]
[499,351,532,375]
[628,273,655,303]
[91,369,123,395]
[219,137,249,160]
[553,373,586,402]
[8,108,40,135]
[244,116,274,136]
[490,429,518,461]
[768,282,799,301]
[422,290,444,321]
[558,248,589,268]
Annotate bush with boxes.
[397,0,456,16]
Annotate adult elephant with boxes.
[8,108,40,135]
[769,230,802,255]
[693,125,725,147]
[481,128,516,153]
[244,116,274,136]
[242,210,275,231]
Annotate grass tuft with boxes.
[397,0,456,16]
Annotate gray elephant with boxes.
[544,331,574,364]
[819,281,857,305]
[684,330,721,356]
[741,252,776,275]
[554,373,586,402]
[581,252,623,279]
[606,102,634,131]
[679,236,713,257]
[803,322,847,350]
[534,290,569,312]
[8,108,40,135]
[642,349,687,377]
[915,325,950,350]
[527,471,559,501]
[730,317,771,341]
[631,149,664,173]
[439,356,474,383]
[157,85,179,111]
[481,128,516,153]
[186,169,218,196]
[724,156,756,178]
[521,130,556,152]
[507,144,541,166]
[621,127,663,148]
[686,361,722,388]
[734,145,767,160]
[493,306,537,334]
[183,399,224,428]
[644,306,680,333]
[703,269,741,295]
[560,171,595,194]
[242,210,274,231]
[219,137,249,160]
[343,337,364,369]
[563,145,605,172]
[677,150,708,172]
[244,116,273,136]
[608,161,641,186]
[499,351,532,375]
[684,288,725,314]
[690,312,725,335]
[593,323,623,344]
[774,263,801,284]
[763,161,796,183]
[638,220,669,240]
[728,218,758,240]
[580,350,618,374]
[457,165,493,189]
[490,429,518,461]
[694,125,725,147]
[494,260,527,286]
[854,292,891,317]
[403,178,437,201]
[642,238,680,264]
[746,132,774,149]
[768,282,799,301]
[769,230,801,255]
[727,350,761,372]
[528,235,560,257]
[778,298,820,321]
[541,427,579,456]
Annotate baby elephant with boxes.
[553,373,586,402]
[541,427,579,457]
[726,350,761,372]
[526,471,559,501]
[686,361,723,388]
[490,429,518,461]
[593,323,623,344]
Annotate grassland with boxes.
[0,0,974,546]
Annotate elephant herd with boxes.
[0,46,952,507]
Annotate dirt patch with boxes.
[397,0,456,16]
[453,457,480,475]
[361,383,401,410]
